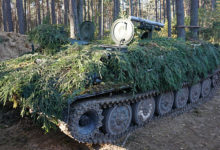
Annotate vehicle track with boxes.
[58,70,220,144]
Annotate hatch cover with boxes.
[111,19,134,45]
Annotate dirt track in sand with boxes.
[0,89,220,150]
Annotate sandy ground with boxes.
[0,89,220,150]
[0,32,32,61]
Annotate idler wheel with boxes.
[174,87,189,109]
[212,74,219,88]
[189,83,201,103]
[156,92,174,115]
[201,78,211,97]
[104,105,132,135]
[69,102,103,142]
[132,97,155,125]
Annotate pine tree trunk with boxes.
[69,0,79,38]
[94,0,97,24]
[102,0,104,35]
[159,0,161,22]
[129,0,133,16]
[113,0,117,20]
[166,0,171,37]
[185,0,191,17]
[51,0,56,24]
[35,3,38,26]
[163,0,165,23]
[134,0,137,16]
[190,0,199,39]
[83,0,86,21]
[36,0,41,25]
[2,0,8,31]
[135,0,138,16]
[201,0,205,8]
[117,0,120,17]
[176,0,185,39]
[16,0,25,34]
[172,0,175,19]
[87,0,90,20]
[155,0,158,21]
[78,0,83,24]
[113,0,120,21]
[211,0,216,11]
[69,0,75,38]
[91,0,94,21]
[6,0,14,32]
[99,0,103,39]
[117,0,121,16]
[14,9,18,32]
[57,1,62,24]
[42,0,45,19]
[0,0,2,31]
[64,0,68,25]
[24,0,27,32]
[138,0,141,17]
[46,0,50,19]
[74,0,79,36]
[28,0,31,31]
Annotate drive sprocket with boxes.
[68,101,103,143]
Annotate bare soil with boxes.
[0,32,32,61]
[0,89,219,150]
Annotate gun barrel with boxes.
[129,16,164,27]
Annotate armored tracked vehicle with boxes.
[1,17,220,145]
[56,17,220,144]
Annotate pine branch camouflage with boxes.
[0,38,219,131]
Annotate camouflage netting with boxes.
[0,32,32,61]
[0,38,220,131]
